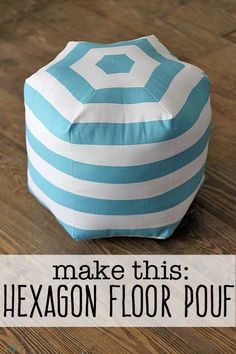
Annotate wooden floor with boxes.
[0,0,236,353]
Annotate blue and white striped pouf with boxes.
[24,35,211,240]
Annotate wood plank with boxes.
[0,88,25,149]
[0,327,77,354]
[163,0,236,36]
[197,162,236,230]
[208,94,236,170]
[224,30,236,43]
[46,327,203,354]
[0,0,52,26]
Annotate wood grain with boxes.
[0,0,235,353]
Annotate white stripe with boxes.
[28,171,203,230]
[27,139,208,200]
[25,100,211,167]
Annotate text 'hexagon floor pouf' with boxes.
[24,35,211,241]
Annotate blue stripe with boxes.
[26,124,210,184]
[85,87,160,104]
[46,38,184,104]
[24,76,209,145]
[28,160,205,215]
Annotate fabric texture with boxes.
[24,35,211,240]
